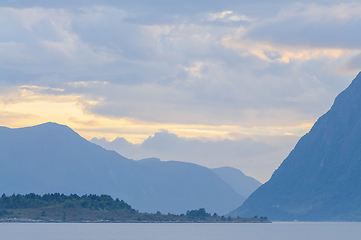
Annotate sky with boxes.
[0,0,360,182]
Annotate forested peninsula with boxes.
[0,193,270,223]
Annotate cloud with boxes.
[228,3,361,52]
[0,111,36,124]
[0,8,113,81]
[204,11,255,23]
[341,53,361,72]
[0,0,282,14]
[1,3,357,128]
[91,130,300,182]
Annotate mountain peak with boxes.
[32,122,71,129]
[231,73,361,221]
[0,122,245,215]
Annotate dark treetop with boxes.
[0,193,134,211]
[0,193,270,223]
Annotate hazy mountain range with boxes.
[0,123,261,215]
[3,70,361,221]
[90,131,297,184]
[231,72,361,221]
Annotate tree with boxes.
[186,208,211,220]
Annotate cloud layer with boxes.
[1,0,360,180]
[91,131,300,182]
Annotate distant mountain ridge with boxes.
[231,72,361,221]
[0,122,247,215]
[212,167,261,198]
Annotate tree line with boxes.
[0,193,134,212]
[0,193,269,223]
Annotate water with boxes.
[1,222,360,240]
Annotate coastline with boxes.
[0,217,271,224]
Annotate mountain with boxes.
[0,122,245,215]
[212,167,261,198]
[231,72,361,221]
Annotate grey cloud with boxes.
[244,3,361,49]
[0,0,286,11]
[71,59,346,126]
[342,53,361,71]
[1,2,359,129]
[91,130,301,182]
[1,1,347,27]
[70,8,154,61]
[0,9,102,76]
[0,69,42,85]
[0,7,173,86]
[140,131,277,160]
[0,6,349,127]
[0,0,349,10]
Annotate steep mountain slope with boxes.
[212,167,261,198]
[0,123,244,215]
[231,72,361,221]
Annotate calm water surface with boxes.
[1,222,360,240]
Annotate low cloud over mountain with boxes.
[91,131,299,182]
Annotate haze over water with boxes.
[1,222,360,240]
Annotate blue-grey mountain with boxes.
[212,167,261,198]
[0,122,245,215]
[231,72,361,221]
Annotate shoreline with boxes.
[0,217,271,224]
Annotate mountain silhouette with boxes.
[231,72,361,221]
[212,167,261,198]
[0,122,245,215]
